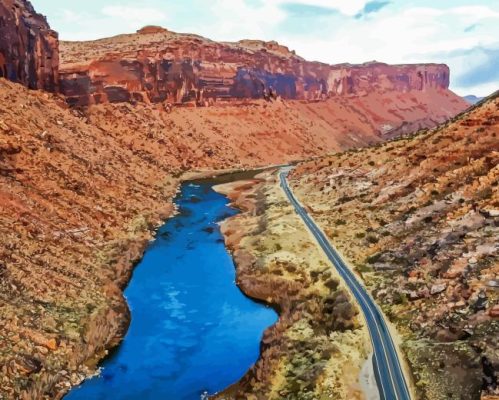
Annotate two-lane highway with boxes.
[279,168,411,400]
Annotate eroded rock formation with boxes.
[0,0,59,91]
[59,27,451,107]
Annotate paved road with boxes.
[279,168,411,400]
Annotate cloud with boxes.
[355,1,391,19]
[188,0,286,41]
[464,24,479,32]
[280,2,338,17]
[449,6,499,22]
[453,46,499,87]
[273,0,370,16]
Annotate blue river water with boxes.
[66,181,278,400]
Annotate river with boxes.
[66,179,278,400]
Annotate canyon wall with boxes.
[59,26,451,107]
[0,0,59,91]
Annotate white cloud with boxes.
[450,6,499,22]
[273,0,370,16]
[61,9,84,24]
[185,0,287,41]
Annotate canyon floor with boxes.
[0,77,350,399]
[1,73,462,399]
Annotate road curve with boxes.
[279,168,411,400]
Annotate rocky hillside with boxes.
[58,27,468,134]
[290,93,499,399]
[0,0,59,91]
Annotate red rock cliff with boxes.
[59,27,451,106]
[0,0,59,91]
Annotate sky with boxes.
[30,0,499,97]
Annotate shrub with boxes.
[393,292,408,305]
[366,253,382,264]
[356,264,372,273]
[366,234,379,244]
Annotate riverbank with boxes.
[56,166,285,398]
[213,170,372,399]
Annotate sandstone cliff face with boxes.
[0,0,59,91]
[59,27,451,107]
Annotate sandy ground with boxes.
[360,354,380,400]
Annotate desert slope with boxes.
[290,93,499,399]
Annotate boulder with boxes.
[489,305,499,318]
[430,283,447,295]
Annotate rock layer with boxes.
[59,28,452,107]
[0,0,59,91]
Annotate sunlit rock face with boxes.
[58,27,451,107]
[0,0,59,91]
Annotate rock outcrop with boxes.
[0,0,59,91]
[59,28,452,107]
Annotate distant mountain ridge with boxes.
[464,94,485,104]
[59,26,456,107]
